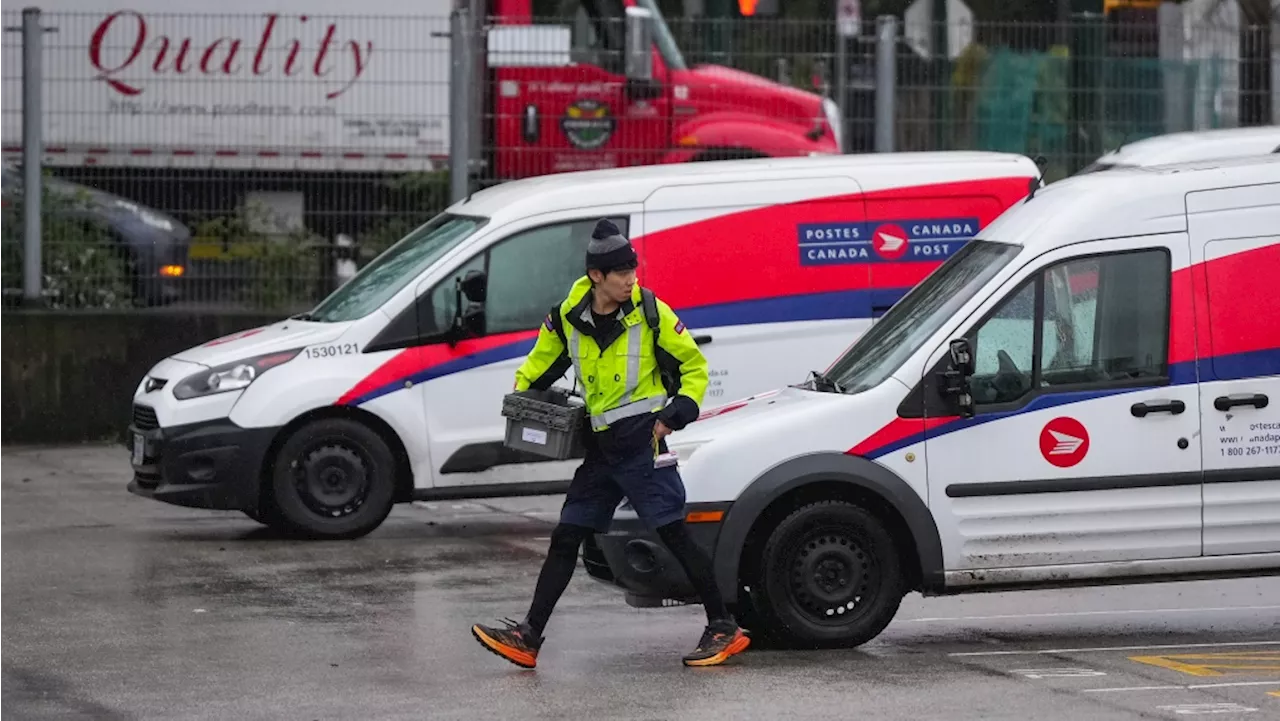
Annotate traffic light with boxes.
[738,0,758,16]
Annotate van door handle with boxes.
[1131,399,1186,417]
[692,334,713,346]
[1214,393,1269,411]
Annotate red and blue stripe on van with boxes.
[848,242,1280,460]
[338,177,1034,407]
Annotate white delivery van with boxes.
[1077,125,1280,174]
[127,151,1040,538]
[585,154,1280,648]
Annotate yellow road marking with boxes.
[1268,690,1280,698]
[1129,651,1280,678]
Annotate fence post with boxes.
[21,7,44,305]
[875,15,897,153]
[1068,12,1104,174]
[449,7,473,205]
[1158,1,1188,133]
[1272,11,1279,124]
[835,29,848,153]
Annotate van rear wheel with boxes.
[751,500,905,648]
[269,418,397,540]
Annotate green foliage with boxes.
[1,180,132,309]
[192,200,323,312]
[354,170,451,264]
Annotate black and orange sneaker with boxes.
[681,619,750,667]
[471,618,542,669]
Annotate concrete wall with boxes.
[3,312,282,445]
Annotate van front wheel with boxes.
[752,500,905,648]
[269,418,397,540]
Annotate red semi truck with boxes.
[483,0,843,177]
[3,0,842,237]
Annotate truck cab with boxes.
[483,0,843,181]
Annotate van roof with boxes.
[448,151,1040,222]
[978,153,1280,251]
[1084,126,1280,170]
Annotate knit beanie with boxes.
[585,218,637,273]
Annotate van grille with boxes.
[132,404,159,431]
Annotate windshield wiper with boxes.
[290,312,316,321]
[804,370,845,394]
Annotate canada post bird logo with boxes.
[561,99,615,149]
[796,217,981,266]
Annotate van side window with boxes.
[425,255,485,335]
[971,281,1035,404]
[533,0,623,72]
[486,218,624,334]
[419,217,630,339]
[1039,250,1168,388]
[966,248,1170,408]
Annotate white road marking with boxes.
[1011,667,1107,679]
[950,640,1280,657]
[1157,703,1258,714]
[907,605,1280,624]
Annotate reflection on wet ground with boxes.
[4,445,1278,721]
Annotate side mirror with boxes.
[459,269,487,303]
[940,338,975,417]
[456,305,486,339]
[447,270,487,344]
[948,338,974,376]
[624,6,653,83]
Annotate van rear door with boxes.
[1189,182,1280,555]
[635,175,865,405]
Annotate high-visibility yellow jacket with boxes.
[514,276,708,434]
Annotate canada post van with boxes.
[1077,125,1280,175]
[586,154,1280,648]
[127,152,1039,539]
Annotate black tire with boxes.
[749,500,905,648]
[268,418,398,540]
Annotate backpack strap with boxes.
[547,304,568,347]
[641,286,681,397]
[640,286,660,335]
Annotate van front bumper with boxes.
[584,505,728,608]
[127,411,277,513]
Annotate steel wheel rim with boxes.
[781,524,879,626]
[292,441,372,519]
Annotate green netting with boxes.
[963,46,1234,173]
[974,49,1045,153]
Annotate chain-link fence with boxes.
[3,6,1274,313]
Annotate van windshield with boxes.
[824,240,1022,394]
[307,213,487,323]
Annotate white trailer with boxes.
[2,0,454,173]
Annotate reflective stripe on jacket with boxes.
[514,276,708,432]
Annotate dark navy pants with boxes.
[559,443,687,532]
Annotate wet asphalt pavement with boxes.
[4,444,1280,721]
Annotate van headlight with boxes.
[822,97,844,152]
[174,349,301,400]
